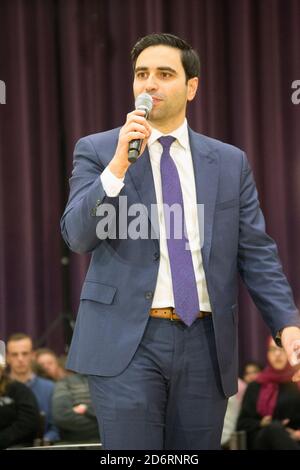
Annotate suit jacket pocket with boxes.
[80,280,117,304]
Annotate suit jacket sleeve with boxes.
[238,152,300,336]
[60,137,117,254]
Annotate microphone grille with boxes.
[135,93,153,113]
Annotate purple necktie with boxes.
[159,136,200,327]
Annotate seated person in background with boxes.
[225,358,263,443]
[221,378,246,448]
[52,373,100,443]
[6,333,60,444]
[35,348,68,381]
[242,361,263,384]
[0,364,39,449]
[237,336,300,449]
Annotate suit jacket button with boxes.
[153,252,159,261]
[145,291,153,300]
[90,208,97,217]
[96,199,101,206]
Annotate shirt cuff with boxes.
[100,167,125,197]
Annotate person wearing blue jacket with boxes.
[6,333,60,444]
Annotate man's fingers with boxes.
[123,120,151,139]
[120,121,151,144]
[127,131,149,142]
[289,340,300,366]
[126,111,152,132]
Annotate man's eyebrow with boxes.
[135,66,177,74]
[134,67,148,73]
[157,67,177,74]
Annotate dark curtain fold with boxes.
[0,0,299,368]
[0,0,65,350]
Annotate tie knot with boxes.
[158,135,176,150]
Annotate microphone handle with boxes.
[127,108,149,164]
[128,139,142,163]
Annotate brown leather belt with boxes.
[149,307,211,321]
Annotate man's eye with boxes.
[160,72,172,79]
[136,72,147,79]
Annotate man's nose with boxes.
[144,75,158,93]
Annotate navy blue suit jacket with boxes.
[61,127,300,397]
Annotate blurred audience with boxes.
[52,373,100,443]
[35,348,68,381]
[6,333,60,444]
[221,377,246,448]
[242,361,263,384]
[237,336,300,449]
[0,364,39,449]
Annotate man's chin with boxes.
[149,111,166,125]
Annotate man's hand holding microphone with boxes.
[108,93,153,179]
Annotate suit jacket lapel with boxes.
[189,128,220,269]
[125,129,220,259]
[126,147,160,246]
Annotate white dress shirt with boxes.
[100,119,211,311]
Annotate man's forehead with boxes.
[135,45,182,68]
[39,353,55,361]
[8,339,32,351]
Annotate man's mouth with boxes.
[152,97,163,105]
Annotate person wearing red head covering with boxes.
[237,336,300,449]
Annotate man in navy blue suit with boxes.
[61,33,300,449]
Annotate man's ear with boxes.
[187,77,199,101]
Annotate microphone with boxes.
[128,93,153,163]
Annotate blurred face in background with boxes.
[267,338,288,370]
[36,353,60,380]
[243,364,261,383]
[6,338,33,376]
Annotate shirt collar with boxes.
[148,118,189,150]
